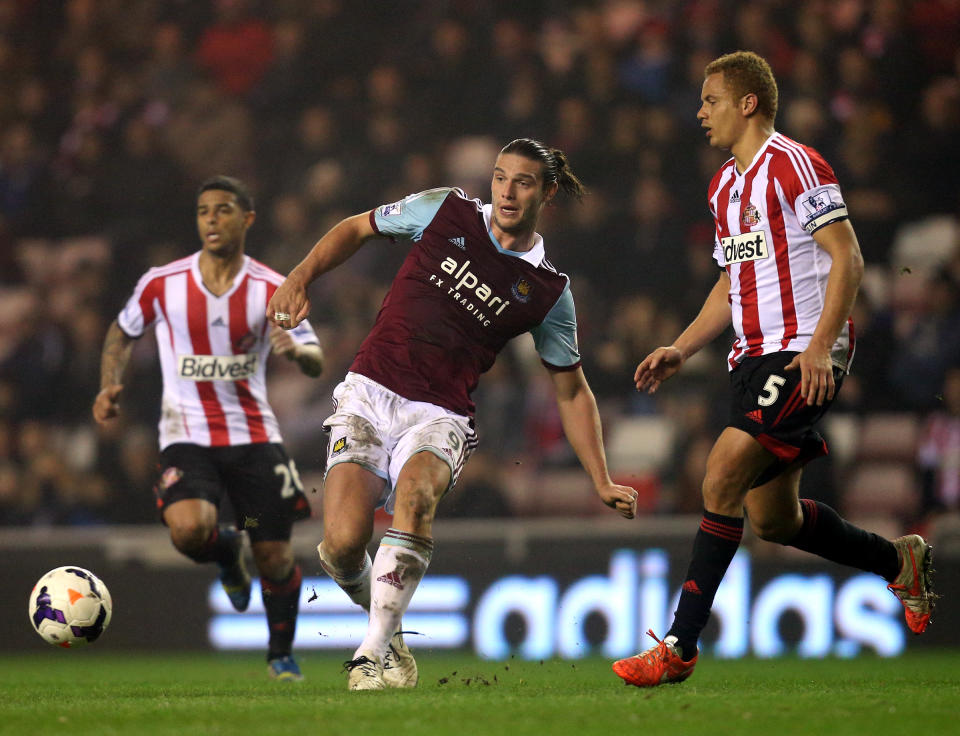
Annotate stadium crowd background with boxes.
[0,0,957,545]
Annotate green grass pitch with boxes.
[1,650,957,736]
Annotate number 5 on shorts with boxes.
[274,459,304,498]
[758,374,786,407]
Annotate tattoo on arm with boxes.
[100,320,134,389]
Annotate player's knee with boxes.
[169,519,216,556]
[701,473,745,516]
[319,535,367,570]
[253,544,294,580]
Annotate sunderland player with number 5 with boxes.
[613,52,935,688]
[267,139,639,691]
[92,176,323,682]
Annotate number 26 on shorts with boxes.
[274,459,304,498]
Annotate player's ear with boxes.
[543,180,559,204]
[244,210,256,228]
[741,93,759,117]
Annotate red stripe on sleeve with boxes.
[138,277,162,327]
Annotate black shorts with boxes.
[155,443,311,542]
[728,351,843,487]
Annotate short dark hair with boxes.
[705,51,779,121]
[499,138,586,200]
[197,175,254,212]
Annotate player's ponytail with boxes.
[500,138,586,201]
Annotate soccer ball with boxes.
[28,566,113,647]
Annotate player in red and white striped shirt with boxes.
[614,52,934,689]
[93,176,323,681]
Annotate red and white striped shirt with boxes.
[117,252,318,450]
[708,132,855,371]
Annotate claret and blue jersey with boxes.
[353,187,581,417]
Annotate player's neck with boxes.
[731,124,775,174]
[198,247,244,295]
[490,223,536,252]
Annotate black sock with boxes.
[262,564,302,660]
[667,510,744,658]
[184,526,239,566]
[787,499,899,581]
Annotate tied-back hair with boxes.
[197,175,254,212]
[500,138,586,201]
[705,50,779,122]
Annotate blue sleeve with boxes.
[290,319,319,346]
[530,280,581,369]
[372,188,457,241]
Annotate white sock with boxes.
[355,528,433,660]
[318,543,372,611]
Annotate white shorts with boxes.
[322,372,477,513]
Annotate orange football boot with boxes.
[613,630,698,687]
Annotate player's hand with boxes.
[267,276,310,330]
[784,347,834,406]
[634,346,684,394]
[596,482,638,519]
[269,326,299,359]
[92,384,123,424]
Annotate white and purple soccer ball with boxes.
[28,566,113,647]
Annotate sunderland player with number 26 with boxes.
[612,51,935,688]
[92,176,323,682]
[267,139,639,691]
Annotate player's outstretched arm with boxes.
[92,320,134,424]
[547,366,638,519]
[268,326,324,377]
[268,211,378,329]
[635,271,733,394]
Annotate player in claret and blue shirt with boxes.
[268,138,639,690]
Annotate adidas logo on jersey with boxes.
[211,316,228,327]
[730,189,740,203]
[448,236,466,249]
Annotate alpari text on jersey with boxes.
[428,256,512,327]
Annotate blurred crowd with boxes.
[0,0,958,537]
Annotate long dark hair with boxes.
[500,138,586,201]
